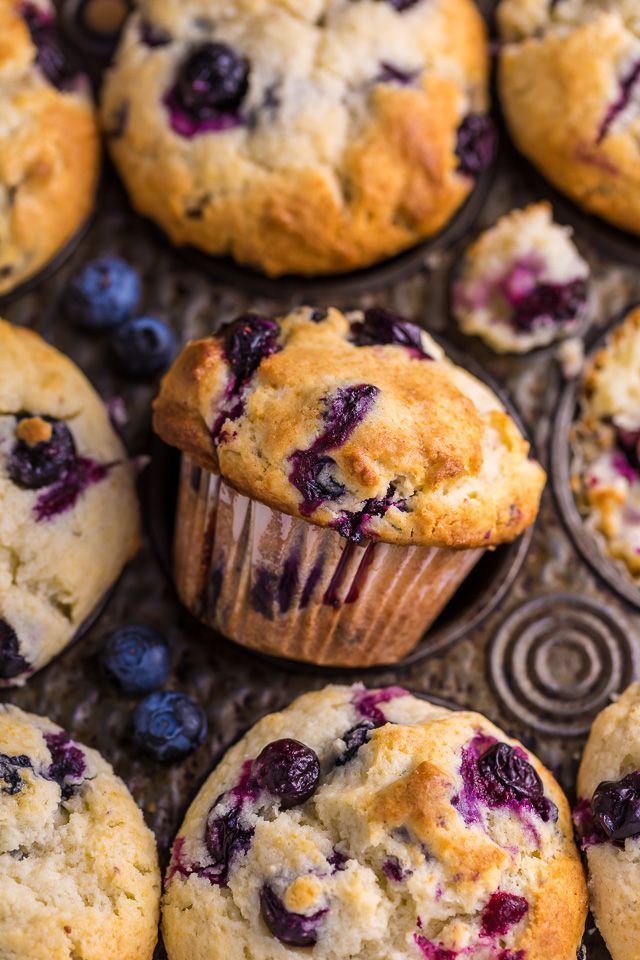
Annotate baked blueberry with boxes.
[0,753,31,795]
[615,427,640,474]
[350,307,433,357]
[100,624,171,694]
[64,257,141,330]
[456,114,497,176]
[335,719,379,766]
[591,771,640,843]
[480,891,528,937]
[110,316,177,378]
[252,738,321,809]
[22,2,78,90]
[260,884,327,946]
[175,42,249,120]
[507,278,587,333]
[477,742,558,823]
[45,730,86,799]
[8,414,76,490]
[132,691,207,762]
[205,797,255,885]
[223,314,281,382]
[288,452,346,516]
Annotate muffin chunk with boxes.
[163,684,587,960]
[453,203,590,354]
[0,704,160,960]
[0,320,140,685]
[102,0,493,276]
[498,0,640,234]
[0,0,100,295]
[576,682,640,960]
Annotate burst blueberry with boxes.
[110,316,177,378]
[205,797,255,884]
[100,624,171,694]
[0,620,30,680]
[223,314,281,382]
[22,3,78,90]
[260,884,328,946]
[133,691,207,762]
[591,771,640,843]
[350,307,432,357]
[253,739,321,809]
[175,42,249,120]
[456,114,497,176]
[45,731,86,800]
[64,257,141,330]
[335,720,379,766]
[8,414,76,490]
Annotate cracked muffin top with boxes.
[497,0,640,234]
[101,0,493,277]
[0,0,100,296]
[0,703,160,960]
[153,306,545,549]
[0,320,140,685]
[162,684,587,960]
[575,682,640,960]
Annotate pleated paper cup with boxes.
[174,455,484,668]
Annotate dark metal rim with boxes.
[551,305,640,610]
[146,332,536,672]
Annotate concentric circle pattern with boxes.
[489,593,639,736]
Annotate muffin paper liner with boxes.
[174,456,484,667]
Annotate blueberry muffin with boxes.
[570,306,640,581]
[153,306,545,666]
[101,0,494,277]
[0,703,160,960]
[452,203,590,354]
[498,0,640,234]
[0,320,141,685]
[575,682,640,960]
[163,684,587,960]
[0,0,100,297]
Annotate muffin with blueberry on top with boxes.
[101,0,495,277]
[498,0,640,235]
[153,305,545,667]
[570,306,640,582]
[0,0,100,296]
[162,684,587,960]
[0,703,160,960]
[0,319,140,685]
[575,682,640,960]
[453,203,590,354]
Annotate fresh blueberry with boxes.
[480,891,528,937]
[175,42,249,120]
[253,739,321,809]
[132,691,207,762]
[455,114,497,176]
[260,884,328,946]
[100,625,171,694]
[205,797,255,885]
[64,257,141,330]
[0,620,30,680]
[335,720,379,766]
[223,314,281,382]
[478,743,558,823]
[110,316,177,379]
[350,308,432,357]
[0,754,31,795]
[592,772,640,843]
[8,414,76,490]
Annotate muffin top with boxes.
[0,320,140,685]
[154,306,545,549]
[101,0,493,277]
[497,0,640,234]
[162,684,587,960]
[571,306,640,578]
[576,682,640,960]
[0,0,100,296]
[453,202,590,354]
[0,703,160,960]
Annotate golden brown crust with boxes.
[153,306,546,549]
[0,0,100,295]
[101,0,490,276]
[498,5,640,234]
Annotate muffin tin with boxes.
[2,3,640,958]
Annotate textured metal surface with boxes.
[2,6,640,956]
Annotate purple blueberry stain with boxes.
[353,685,408,723]
[414,934,457,960]
[455,114,497,177]
[480,891,528,938]
[383,855,412,882]
[260,884,328,946]
[0,620,30,681]
[299,559,325,609]
[0,754,31,795]
[349,307,433,358]
[288,383,379,516]
[452,734,558,827]
[34,457,111,522]
[598,60,640,144]
[572,797,605,850]
[165,41,249,138]
[44,731,86,801]
[252,739,320,809]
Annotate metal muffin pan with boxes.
[2,3,640,957]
